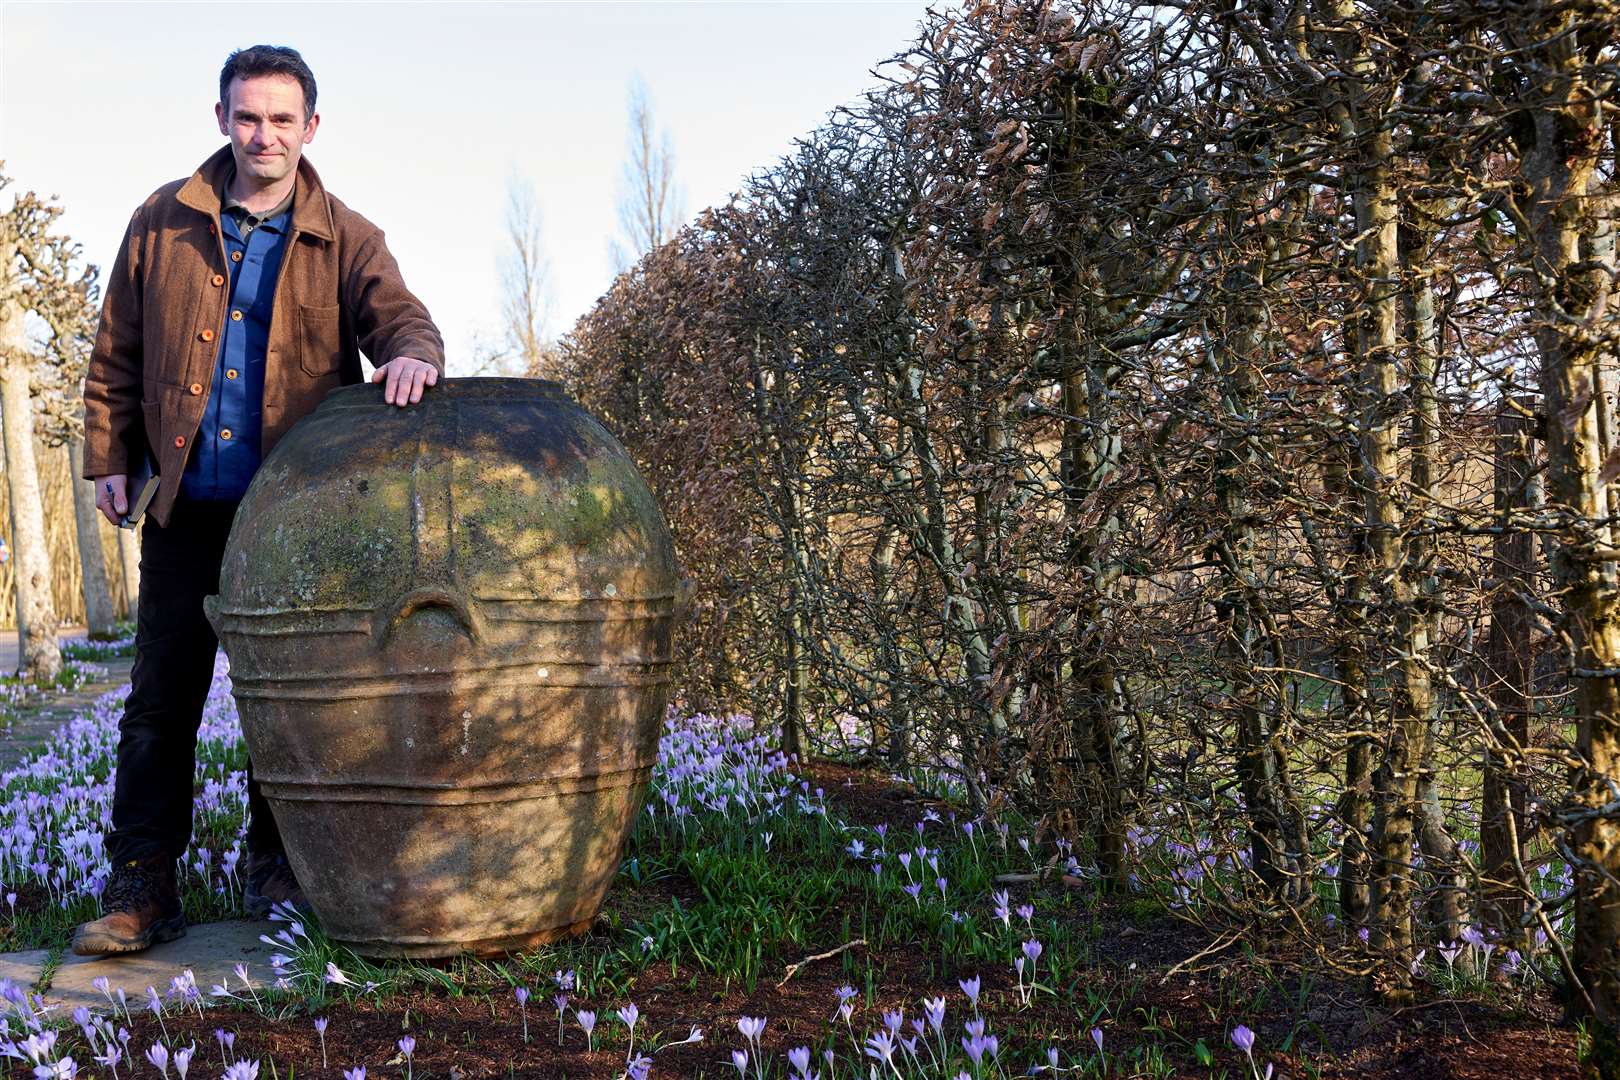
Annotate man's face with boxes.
[215,74,319,187]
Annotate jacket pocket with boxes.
[298,304,342,377]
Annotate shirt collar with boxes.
[220,170,295,234]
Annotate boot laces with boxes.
[104,861,162,911]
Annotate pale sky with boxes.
[2,1,929,374]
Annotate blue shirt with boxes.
[179,201,292,501]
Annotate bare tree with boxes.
[25,255,117,643]
[501,174,552,375]
[610,77,685,272]
[0,168,87,680]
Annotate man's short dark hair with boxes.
[219,45,317,123]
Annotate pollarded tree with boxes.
[0,168,94,680]
[22,212,115,643]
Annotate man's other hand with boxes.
[371,357,439,407]
[94,475,129,526]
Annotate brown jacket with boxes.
[82,144,446,527]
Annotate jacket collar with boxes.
[175,144,336,241]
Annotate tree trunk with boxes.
[1509,7,1620,1061]
[1062,365,1129,887]
[117,525,140,620]
[1213,273,1307,908]
[1323,422,1374,928]
[1350,116,1430,1000]
[782,577,805,760]
[1050,75,1131,886]
[1483,403,1537,940]
[67,438,116,639]
[1402,196,1466,947]
[0,274,61,683]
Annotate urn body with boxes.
[206,378,677,957]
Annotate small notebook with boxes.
[118,449,160,530]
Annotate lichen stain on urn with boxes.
[203,378,679,958]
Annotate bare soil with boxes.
[22,761,1581,1078]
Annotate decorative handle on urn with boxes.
[374,586,481,648]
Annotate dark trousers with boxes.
[106,498,282,864]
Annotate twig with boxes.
[777,939,867,988]
[1158,929,1242,984]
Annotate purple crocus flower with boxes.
[1231,1025,1256,1057]
[864,1030,897,1066]
[619,1004,641,1058]
[962,1033,996,1066]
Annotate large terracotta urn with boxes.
[203,378,678,958]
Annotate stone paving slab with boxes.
[0,947,49,990]
[22,920,277,1014]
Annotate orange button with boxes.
[220,428,233,441]
[226,369,239,380]
[189,383,203,395]
[211,274,225,287]
[231,251,243,263]
[174,436,186,448]
[199,329,215,343]
[230,310,243,322]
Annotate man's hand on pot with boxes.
[372,357,439,407]
[94,474,129,526]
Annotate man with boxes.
[74,45,445,955]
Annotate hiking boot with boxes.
[71,854,185,956]
[243,850,310,918]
